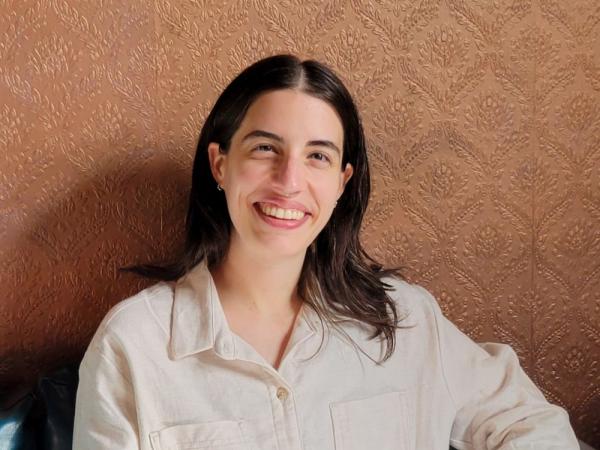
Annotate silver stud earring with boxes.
[217,184,223,191]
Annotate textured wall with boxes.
[1,0,599,444]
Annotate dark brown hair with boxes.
[125,54,404,361]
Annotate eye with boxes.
[309,152,331,163]
[254,144,275,153]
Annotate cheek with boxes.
[226,162,268,194]
[311,173,343,205]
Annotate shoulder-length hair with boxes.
[126,54,403,361]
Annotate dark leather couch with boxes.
[0,365,78,450]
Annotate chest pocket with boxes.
[149,420,251,450]
[330,391,413,450]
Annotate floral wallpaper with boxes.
[1,0,598,444]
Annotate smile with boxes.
[258,203,306,220]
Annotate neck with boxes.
[210,237,306,318]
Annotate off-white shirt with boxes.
[73,262,578,450]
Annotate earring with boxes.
[217,184,223,191]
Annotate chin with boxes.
[255,239,309,260]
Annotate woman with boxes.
[73,55,578,449]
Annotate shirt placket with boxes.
[230,308,319,450]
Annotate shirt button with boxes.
[276,387,288,401]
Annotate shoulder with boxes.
[91,281,175,348]
[380,276,443,325]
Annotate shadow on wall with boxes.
[0,154,190,390]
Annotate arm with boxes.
[73,331,140,449]
[414,285,579,450]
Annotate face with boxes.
[208,89,353,261]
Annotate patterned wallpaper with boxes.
[1,0,599,444]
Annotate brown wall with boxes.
[1,0,599,444]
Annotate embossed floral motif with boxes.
[130,34,177,76]
[580,292,600,318]
[181,101,211,150]
[540,0,600,45]
[275,0,318,19]
[554,219,600,258]
[418,25,470,81]
[494,287,567,378]
[27,33,80,77]
[507,289,544,318]
[470,0,512,16]
[437,288,456,318]
[186,0,219,20]
[228,30,275,73]
[510,157,558,198]
[558,93,600,134]
[462,223,512,268]
[323,28,375,76]
[464,91,514,134]
[546,340,598,390]
[563,346,586,375]
[436,287,484,339]
[569,0,600,20]
[0,105,25,148]
[372,227,423,268]
[371,93,421,142]
[418,160,467,203]
[436,287,468,323]
[81,101,134,147]
[511,27,559,69]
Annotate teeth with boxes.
[259,203,306,221]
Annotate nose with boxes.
[272,154,304,196]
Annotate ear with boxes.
[207,142,227,187]
[337,163,354,198]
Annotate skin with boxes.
[207,89,353,369]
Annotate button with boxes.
[219,340,233,357]
[276,387,288,401]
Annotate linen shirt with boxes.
[73,262,578,450]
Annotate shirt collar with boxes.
[168,260,324,362]
[169,261,235,360]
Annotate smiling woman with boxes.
[72,55,580,450]
[208,89,352,262]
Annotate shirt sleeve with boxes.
[73,329,140,450]
[413,285,579,450]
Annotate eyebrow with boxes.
[241,129,341,155]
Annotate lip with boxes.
[253,203,311,230]
[254,198,312,214]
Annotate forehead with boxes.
[235,89,344,144]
